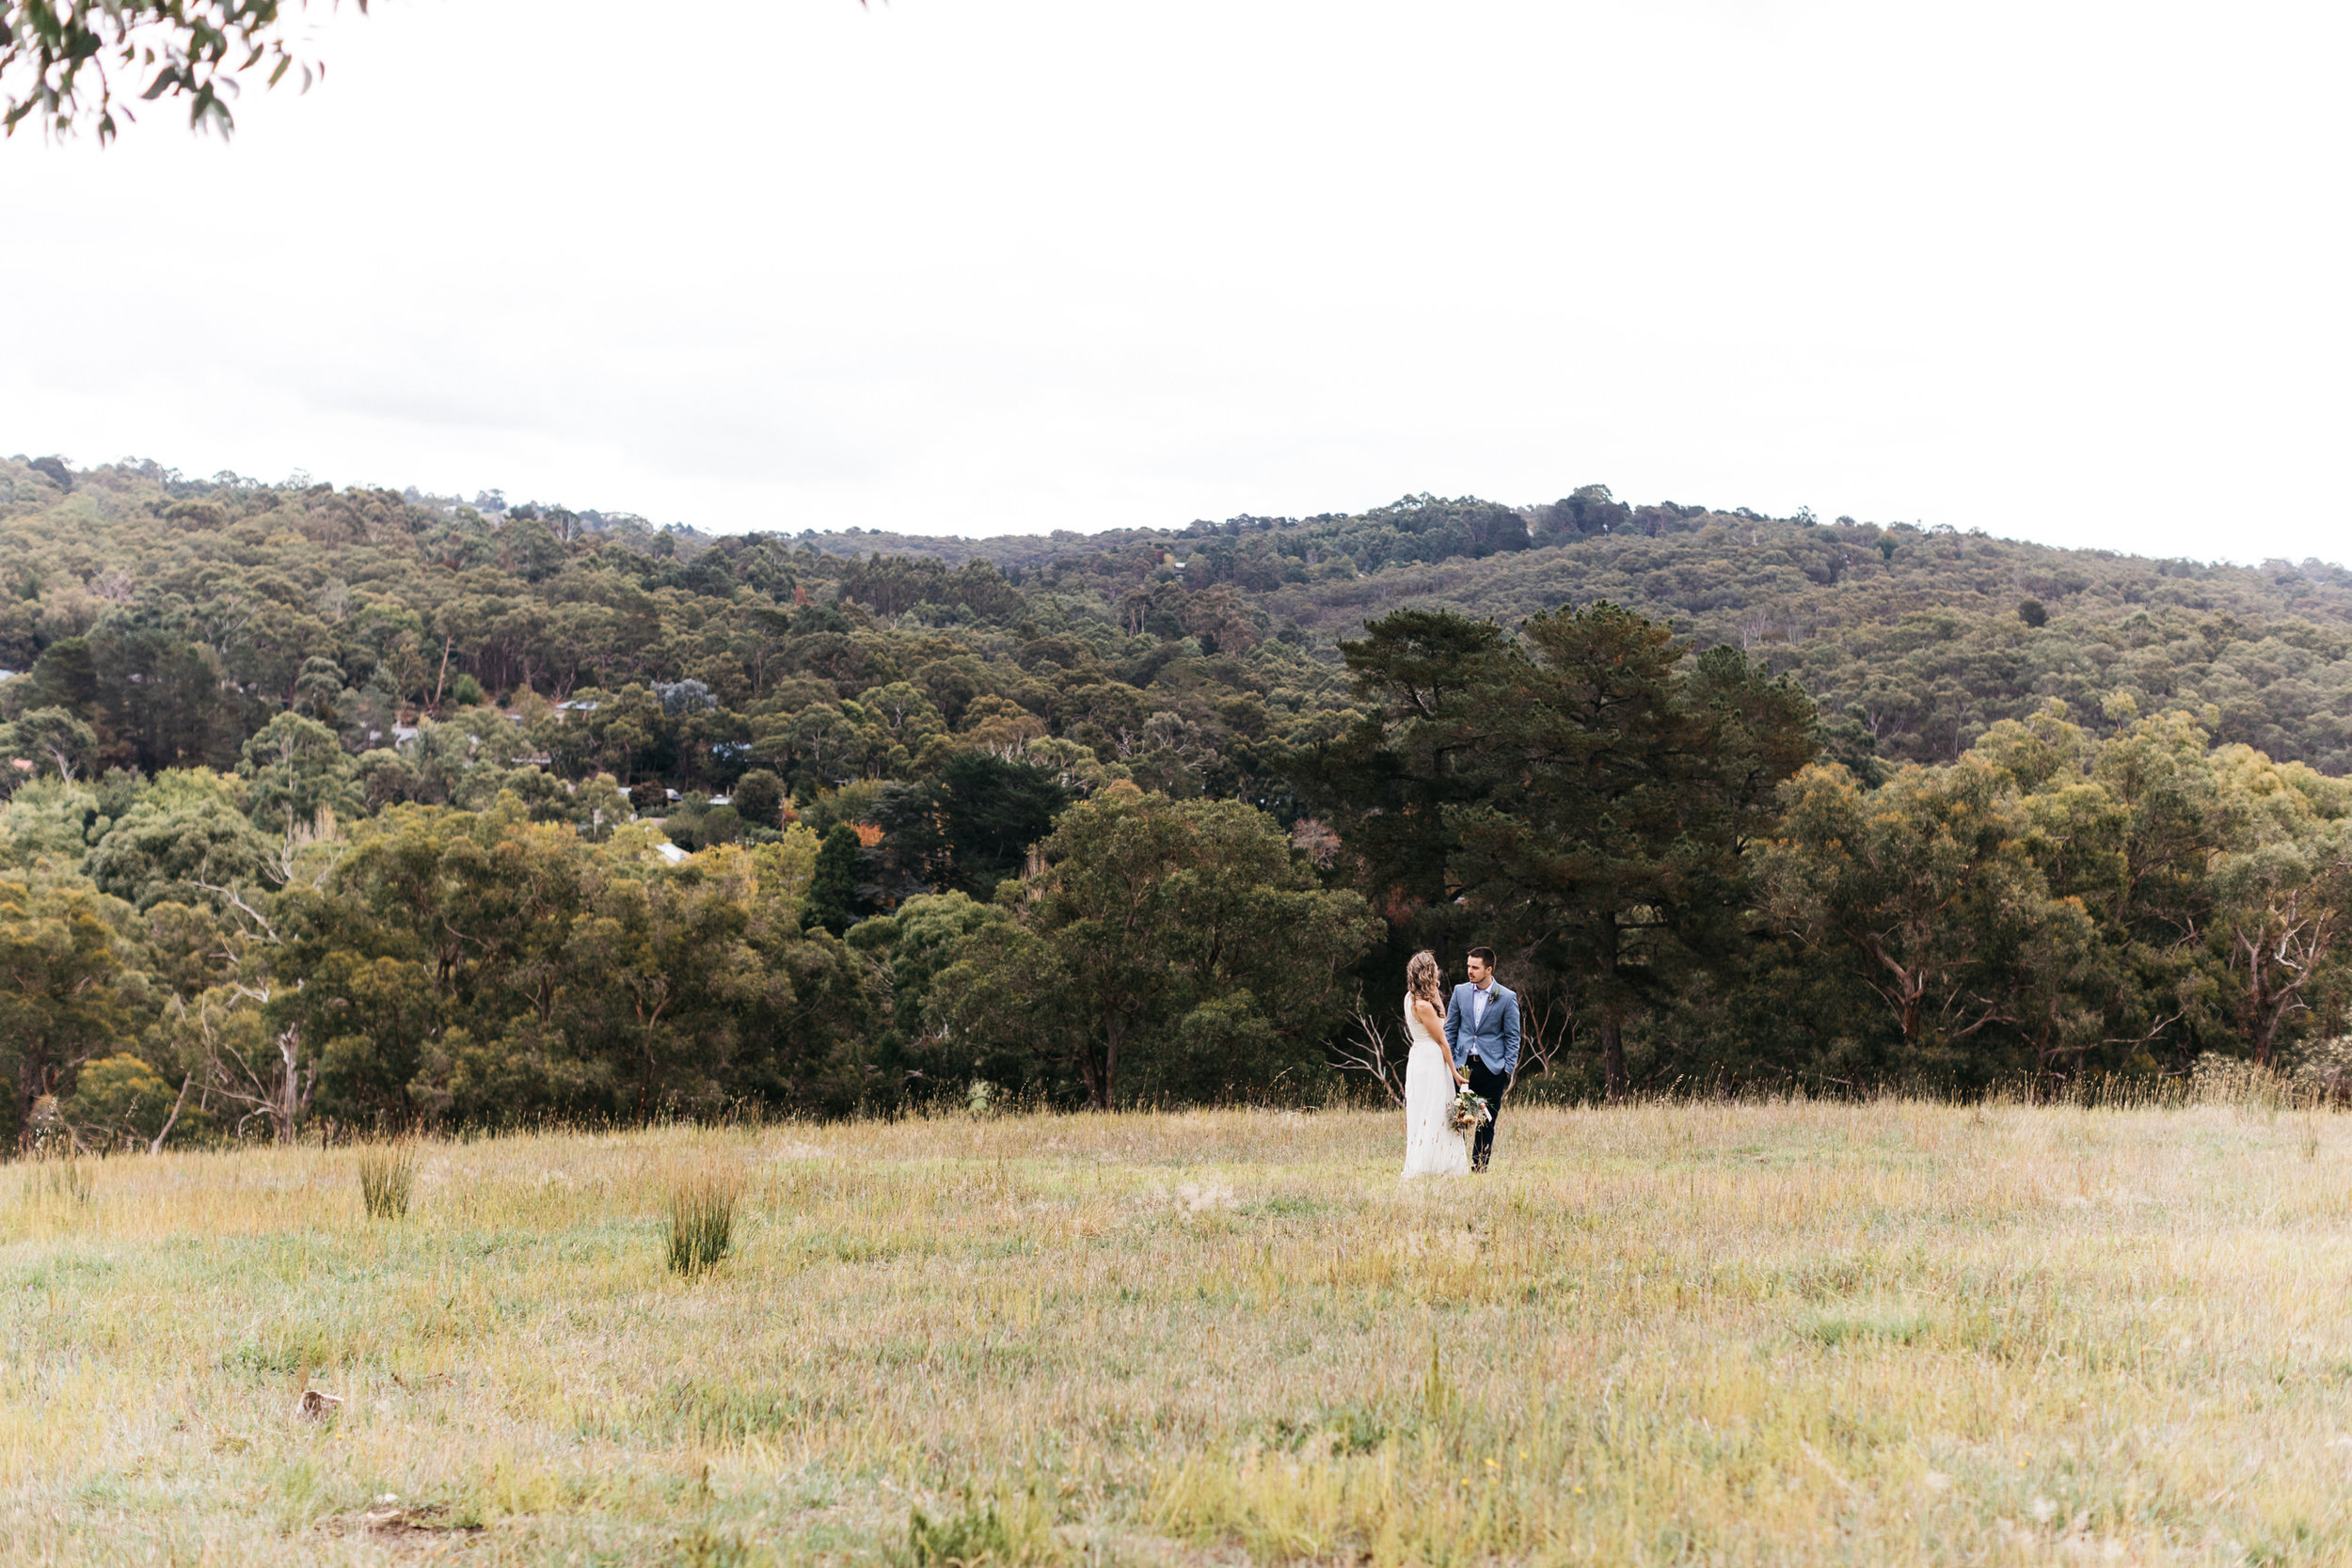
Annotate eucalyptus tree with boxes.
[935,786,1379,1109]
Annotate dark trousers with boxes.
[1467,1056,1508,1171]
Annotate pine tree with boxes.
[805,824,865,936]
[1303,605,1820,1098]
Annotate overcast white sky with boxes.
[4,0,2346,559]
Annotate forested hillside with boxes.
[843,491,2352,778]
[7,461,2351,787]
[2,453,2349,1145]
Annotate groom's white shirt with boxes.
[1470,983,1491,1028]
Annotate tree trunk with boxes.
[1597,914,1627,1101]
[1096,1022,1122,1112]
[149,1072,195,1155]
[1073,1026,1108,1112]
[1600,1015,1627,1101]
[276,1024,304,1145]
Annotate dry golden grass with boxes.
[5,1098,2352,1564]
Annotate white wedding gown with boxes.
[1400,1000,1471,1179]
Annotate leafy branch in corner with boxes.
[0,0,366,142]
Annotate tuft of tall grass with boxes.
[357,1141,417,1219]
[39,1156,93,1204]
[893,1489,1059,1567]
[666,1170,740,1275]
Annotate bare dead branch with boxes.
[148,1070,195,1155]
[1332,1010,1406,1106]
[193,880,280,945]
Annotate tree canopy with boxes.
[934,787,1378,1109]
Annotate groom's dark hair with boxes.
[1468,946,1496,968]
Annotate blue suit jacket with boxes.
[1444,981,1520,1077]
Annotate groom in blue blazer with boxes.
[1444,946,1519,1172]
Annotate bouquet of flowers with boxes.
[1450,1084,1490,1133]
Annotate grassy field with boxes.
[6,1098,2352,1565]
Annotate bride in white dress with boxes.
[1400,950,1471,1179]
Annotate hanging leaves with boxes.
[0,0,366,142]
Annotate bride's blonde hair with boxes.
[1406,950,1442,1007]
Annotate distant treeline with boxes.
[0,456,2347,1148]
